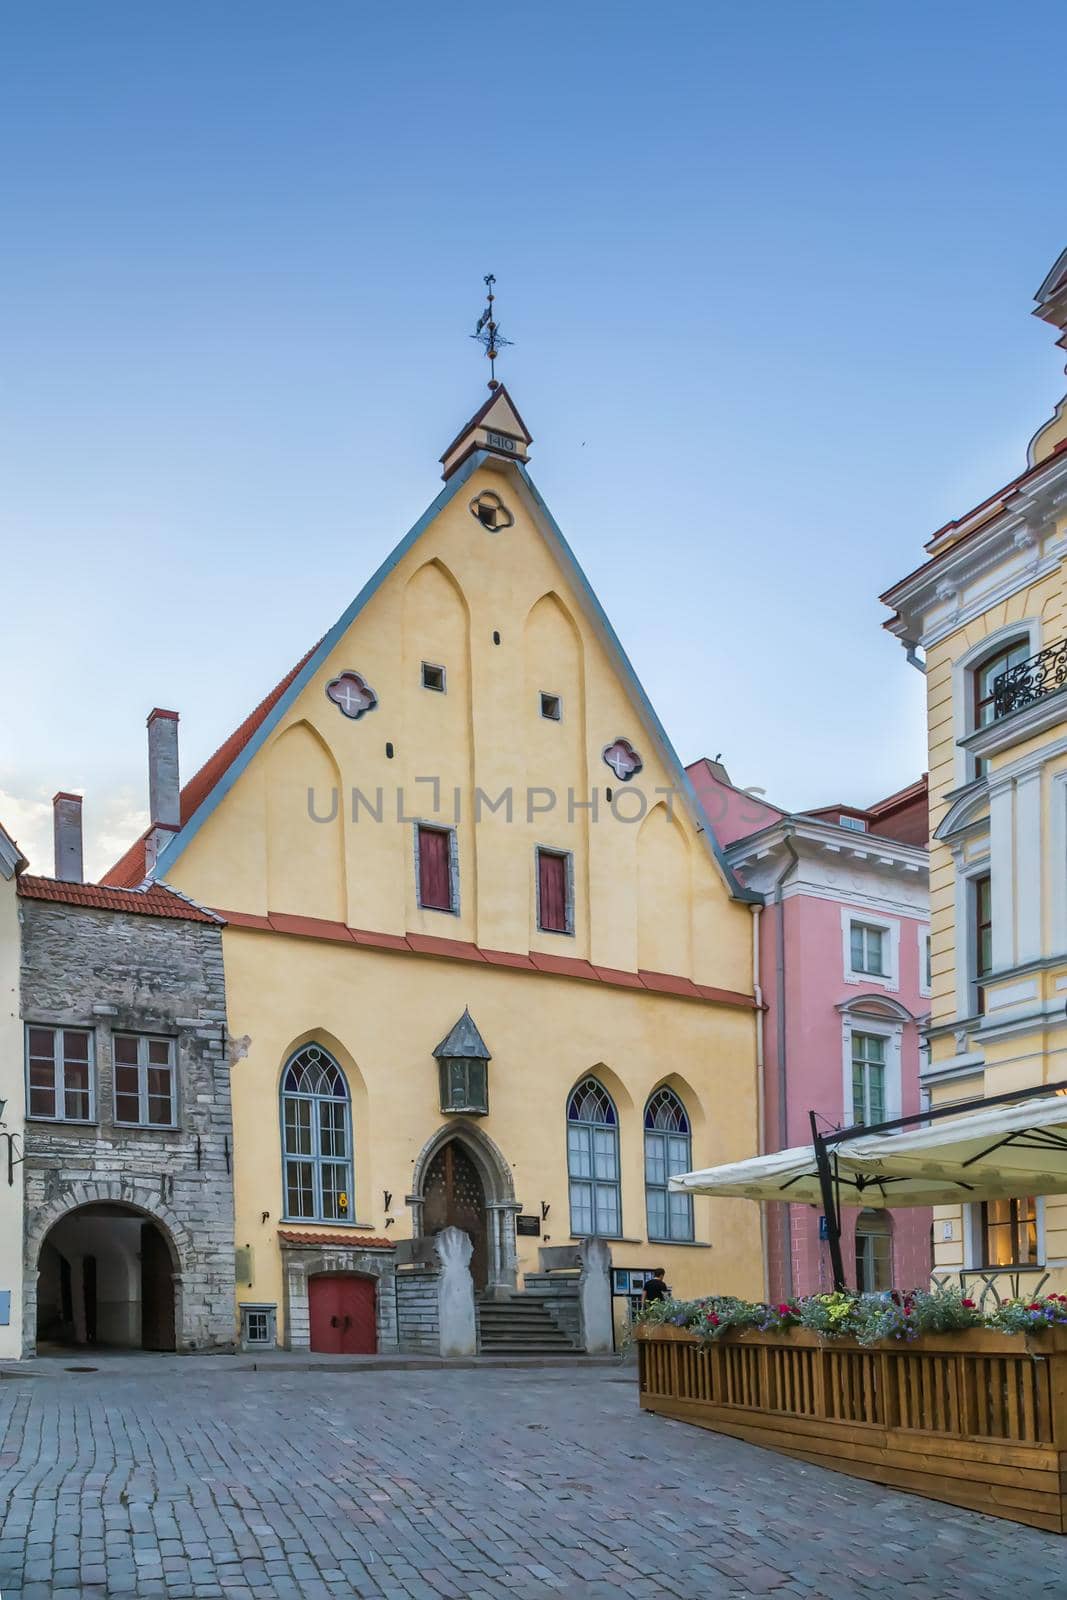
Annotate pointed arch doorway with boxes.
[423,1141,489,1289]
[410,1124,519,1296]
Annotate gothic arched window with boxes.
[567,1077,621,1237]
[644,1086,694,1242]
[281,1044,353,1223]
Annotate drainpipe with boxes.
[773,835,799,1300]
[751,903,770,1301]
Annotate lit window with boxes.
[980,1197,1038,1267]
[26,1027,93,1122]
[850,922,886,976]
[281,1044,353,1224]
[536,848,572,934]
[113,1034,176,1126]
[416,824,457,913]
[851,1032,886,1126]
[540,692,562,721]
[839,815,867,832]
[567,1078,620,1237]
[421,662,446,692]
[644,1088,693,1242]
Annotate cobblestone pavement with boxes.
[0,1365,1059,1599]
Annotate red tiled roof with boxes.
[17,874,221,923]
[210,905,758,1008]
[102,642,321,888]
[277,1230,394,1250]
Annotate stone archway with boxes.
[24,1181,192,1359]
[409,1121,520,1296]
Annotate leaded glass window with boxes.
[644,1086,694,1242]
[567,1077,621,1237]
[280,1044,353,1223]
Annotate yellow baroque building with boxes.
[882,250,1067,1294]
[105,386,764,1350]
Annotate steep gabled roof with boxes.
[108,445,757,904]
[102,641,320,887]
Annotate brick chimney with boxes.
[145,708,180,874]
[52,792,84,883]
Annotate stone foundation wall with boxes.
[20,900,235,1356]
[395,1267,440,1354]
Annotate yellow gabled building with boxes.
[105,384,764,1351]
[882,250,1067,1293]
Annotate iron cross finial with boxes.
[472,272,513,389]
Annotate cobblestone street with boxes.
[0,1364,1059,1599]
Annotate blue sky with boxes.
[2,2,1063,877]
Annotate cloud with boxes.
[0,778,147,882]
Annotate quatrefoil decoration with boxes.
[326,671,378,721]
[469,491,514,533]
[602,738,643,782]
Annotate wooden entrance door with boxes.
[140,1223,176,1351]
[308,1274,377,1354]
[422,1140,489,1289]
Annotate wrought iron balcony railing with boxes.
[993,637,1067,719]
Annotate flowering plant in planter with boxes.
[635,1284,1063,1344]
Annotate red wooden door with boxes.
[308,1274,376,1354]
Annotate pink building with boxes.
[689,760,932,1299]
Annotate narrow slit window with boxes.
[417,825,456,913]
[537,848,572,935]
[421,662,446,692]
[540,692,562,721]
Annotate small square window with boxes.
[422,663,446,692]
[540,692,562,721]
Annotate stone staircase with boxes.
[477,1292,578,1355]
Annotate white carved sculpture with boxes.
[578,1236,613,1354]
[434,1226,478,1358]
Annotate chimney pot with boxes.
[52,792,84,883]
[147,708,181,829]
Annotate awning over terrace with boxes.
[670,1092,1067,1209]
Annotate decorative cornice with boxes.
[957,686,1067,762]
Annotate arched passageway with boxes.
[35,1203,177,1354]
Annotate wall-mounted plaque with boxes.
[516,1214,541,1237]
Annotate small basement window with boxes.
[422,663,446,692]
[540,692,562,721]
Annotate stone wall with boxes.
[19,899,234,1356]
[395,1266,440,1354]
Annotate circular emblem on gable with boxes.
[602,738,643,782]
[326,671,378,720]
[469,491,514,533]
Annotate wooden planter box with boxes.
[636,1322,1067,1532]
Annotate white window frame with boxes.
[964,1196,1046,1270]
[838,815,867,832]
[112,1033,178,1128]
[952,619,1040,787]
[25,1023,96,1124]
[840,1011,903,1129]
[918,924,932,999]
[1051,770,1067,958]
[951,845,991,1019]
[841,907,900,991]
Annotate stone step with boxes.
[476,1294,576,1355]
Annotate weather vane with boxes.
[472,273,512,389]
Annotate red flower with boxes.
[961,1299,975,1309]
[1028,1303,1043,1311]
[777,1304,791,1315]
[709,1313,720,1326]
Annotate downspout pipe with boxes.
[750,903,769,1301]
[773,834,800,1300]
[904,641,926,675]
